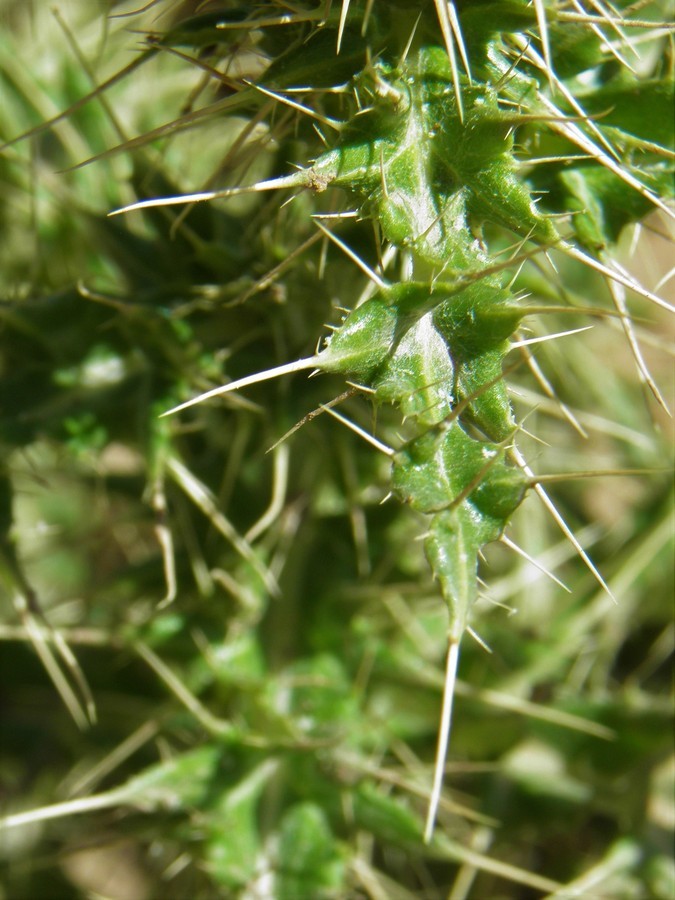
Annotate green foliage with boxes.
[0,1,673,898]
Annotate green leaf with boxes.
[276,804,346,899]
[324,279,522,439]
[393,423,527,633]
[279,654,357,737]
[580,76,675,150]
[559,163,674,250]
[392,422,526,518]
[321,295,399,379]
[264,26,369,89]
[374,310,455,426]
[158,9,250,49]
[425,506,490,638]
[111,744,222,812]
[309,48,558,267]
[204,759,279,888]
[352,782,423,846]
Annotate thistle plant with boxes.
[0,1,673,898]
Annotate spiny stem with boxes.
[337,0,350,53]
[500,534,570,593]
[557,12,675,30]
[322,405,394,456]
[0,49,156,152]
[530,468,671,484]
[266,389,357,453]
[561,243,675,313]
[0,788,124,831]
[166,457,280,598]
[517,343,588,437]
[243,80,342,130]
[109,172,307,217]
[538,90,675,222]
[14,595,90,730]
[509,325,594,348]
[245,444,290,543]
[161,357,320,417]
[511,447,616,603]
[606,274,671,414]
[433,0,465,121]
[532,0,553,90]
[313,220,388,288]
[134,641,232,736]
[424,638,461,843]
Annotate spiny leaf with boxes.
[308,48,559,266]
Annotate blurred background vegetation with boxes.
[0,1,673,897]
